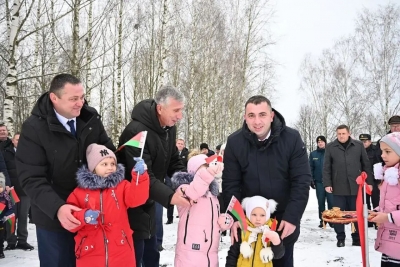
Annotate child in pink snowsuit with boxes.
[371,132,400,267]
[171,154,232,267]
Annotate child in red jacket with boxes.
[67,144,149,267]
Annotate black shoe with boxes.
[176,215,179,218]
[352,240,360,246]
[0,251,4,259]
[368,222,374,228]
[165,220,173,225]
[5,244,16,250]
[16,242,34,251]
[318,221,323,228]
[328,223,334,228]
[337,240,345,247]
[158,244,164,252]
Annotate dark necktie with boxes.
[67,120,77,137]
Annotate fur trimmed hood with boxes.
[171,171,219,197]
[76,164,125,190]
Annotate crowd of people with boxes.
[0,73,399,267]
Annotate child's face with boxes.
[381,142,400,167]
[0,186,3,193]
[250,207,267,227]
[94,157,116,177]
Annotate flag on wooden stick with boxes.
[116,131,148,152]
[226,196,248,233]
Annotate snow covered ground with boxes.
[2,194,382,267]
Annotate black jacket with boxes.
[179,147,189,168]
[118,99,186,239]
[0,151,10,186]
[16,92,115,231]
[2,145,24,196]
[323,138,373,195]
[222,109,311,246]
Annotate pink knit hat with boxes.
[86,144,117,172]
[187,154,208,174]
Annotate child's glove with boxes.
[207,161,224,176]
[1,213,15,222]
[384,167,399,185]
[262,229,281,246]
[134,157,147,175]
[373,163,384,180]
[84,210,100,224]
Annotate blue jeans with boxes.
[155,202,163,246]
[134,235,160,267]
[36,226,75,267]
[315,182,333,221]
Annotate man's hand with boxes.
[170,191,190,207]
[5,186,13,193]
[230,221,240,245]
[277,220,296,239]
[57,204,82,231]
[310,180,316,189]
[325,186,333,193]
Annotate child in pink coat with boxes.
[371,132,400,267]
[171,154,232,267]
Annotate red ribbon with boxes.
[356,172,371,267]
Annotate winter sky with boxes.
[270,0,396,126]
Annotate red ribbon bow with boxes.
[356,171,371,267]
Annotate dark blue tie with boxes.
[67,120,77,137]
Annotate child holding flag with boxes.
[0,173,15,259]
[66,144,149,267]
[171,152,233,267]
[371,132,400,267]
[225,196,284,267]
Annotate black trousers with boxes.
[333,195,359,241]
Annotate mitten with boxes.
[260,247,274,263]
[373,163,384,180]
[207,161,224,176]
[262,229,281,246]
[217,213,233,231]
[384,167,399,185]
[133,157,147,175]
[84,210,100,224]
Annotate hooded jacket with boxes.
[171,170,231,267]
[67,164,149,267]
[222,109,311,246]
[118,99,186,239]
[374,164,400,260]
[16,92,115,230]
[225,218,285,267]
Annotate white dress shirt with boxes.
[54,109,77,133]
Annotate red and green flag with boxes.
[116,131,148,152]
[0,202,5,214]
[7,214,15,234]
[9,188,20,204]
[226,196,248,233]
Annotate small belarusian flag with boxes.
[226,196,248,233]
[0,202,5,214]
[6,214,15,234]
[264,218,278,243]
[116,131,148,152]
[9,188,20,204]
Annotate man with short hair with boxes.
[0,123,12,150]
[176,138,188,168]
[3,133,34,250]
[118,85,189,267]
[223,95,310,267]
[309,135,333,228]
[200,143,215,156]
[16,74,115,267]
[323,125,373,248]
[376,115,400,163]
[359,134,380,213]
[215,144,222,155]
